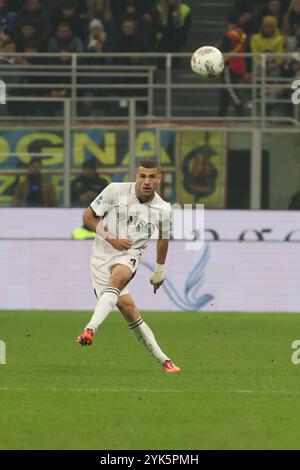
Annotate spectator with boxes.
[0,0,16,37]
[114,16,148,60]
[0,38,20,68]
[283,0,300,35]
[218,12,250,116]
[87,0,114,38]
[51,0,85,39]
[48,20,83,56]
[79,18,113,115]
[0,27,9,51]
[286,23,300,51]
[111,0,155,25]
[154,0,191,53]
[251,16,285,73]
[71,159,107,207]
[251,16,285,53]
[113,16,151,113]
[251,16,286,113]
[262,0,283,22]
[111,0,155,44]
[85,17,112,51]
[15,21,41,51]
[16,40,48,115]
[252,0,285,32]
[15,0,51,48]
[47,21,83,100]
[13,159,58,207]
[233,0,256,34]
[22,39,43,54]
[0,39,23,115]
[283,54,300,75]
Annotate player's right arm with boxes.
[83,206,132,251]
[83,206,100,232]
[84,184,132,251]
[149,204,172,294]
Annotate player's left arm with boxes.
[149,207,172,294]
[150,236,169,294]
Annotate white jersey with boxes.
[90,182,172,259]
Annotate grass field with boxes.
[1,310,300,450]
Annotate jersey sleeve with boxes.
[158,204,172,239]
[90,183,116,217]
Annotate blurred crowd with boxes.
[4,1,300,210]
[0,0,191,56]
[218,0,300,116]
[0,0,191,116]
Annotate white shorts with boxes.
[90,252,140,299]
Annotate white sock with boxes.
[86,287,120,331]
[129,317,169,364]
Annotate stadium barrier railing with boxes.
[0,52,299,125]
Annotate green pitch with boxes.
[1,311,300,450]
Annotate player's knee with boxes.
[110,274,127,289]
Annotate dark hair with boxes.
[136,159,160,170]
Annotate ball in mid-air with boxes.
[191,46,224,79]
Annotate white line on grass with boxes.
[0,387,300,394]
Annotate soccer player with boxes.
[76,159,181,373]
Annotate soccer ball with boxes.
[191,46,224,79]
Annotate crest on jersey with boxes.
[95,195,103,205]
